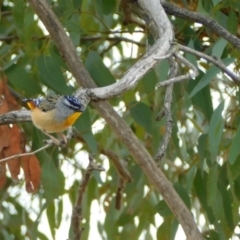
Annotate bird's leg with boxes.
[58,133,68,145]
[42,131,62,146]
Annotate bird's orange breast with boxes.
[30,108,81,133]
[63,112,81,127]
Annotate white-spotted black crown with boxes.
[64,96,84,112]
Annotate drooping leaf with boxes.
[212,39,227,58]
[85,51,115,87]
[207,163,219,206]
[229,124,240,165]
[37,56,72,94]
[208,101,224,162]
[129,101,153,134]
[5,65,41,96]
[189,58,235,98]
[41,159,65,202]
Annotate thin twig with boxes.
[155,57,177,163]
[156,51,199,88]
[28,0,204,238]
[101,149,132,183]
[0,127,75,163]
[115,178,125,210]
[179,44,240,84]
[81,35,146,47]
[73,128,132,183]
[71,155,104,240]
[162,1,240,50]
[0,144,51,163]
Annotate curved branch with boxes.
[162,1,240,50]
[0,144,51,163]
[28,0,203,238]
[156,51,199,88]
[155,57,176,162]
[0,110,31,125]
[179,44,240,83]
[87,0,174,100]
[71,155,104,240]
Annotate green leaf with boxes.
[46,201,56,239]
[227,10,238,34]
[75,110,98,153]
[194,169,216,223]
[186,165,197,192]
[140,70,158,94]
[37,56,71,94]
[229,124,240,164]
[12,0,25,30]
[189,58,235,98]
[56,199,63,228]
[155,200,172,217]
[85,51,115,87]
[194,169,207,206]
[229,155,240,180]
[5,65,41,96]
[170,219,179,240]
[130,102,153,134]
[188,75,213,121]
[31,202,48,239]
[218,184,234,230]
[72,0,83,9]
[208,102,224,161]
[174,183,191,209]
[212,39,227,58]
[157,220,171,240]
[207,163,219,206]
[99,0,117,15]
[212,0,222,6]
[41,159,65,202]
[202,0,213,12]
[197,134,208,169]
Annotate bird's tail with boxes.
[22,98,37,110]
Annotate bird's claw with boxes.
[43,137,67,146]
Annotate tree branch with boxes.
[0,110,31,125]
[156,50,199,88]
[0,144,51,163]
[71,155,104,240]
[28,0,203,238]
[162,1,240,50]
[179,44,240,84]
[155,57,176,163]
[86,0,174,100]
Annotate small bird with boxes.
[23,95,85,145]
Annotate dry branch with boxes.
[71,155,104,240]
[162,1,240,50]
[26,0,204,239]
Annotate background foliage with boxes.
[1,0,240,239]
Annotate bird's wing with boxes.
[38,95,61,112]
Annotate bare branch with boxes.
[115,178,125,210]
[28,0,204,238]
[0,110,31,125]
[156,51,199,88]
[162,1,240,50]
[0,144,51,163]
[71,155,104,240]
[179,44,240,84]
[87,0,174,100]
[73,130,132,183]
[101,149,132,183]
[155,57,176,163]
